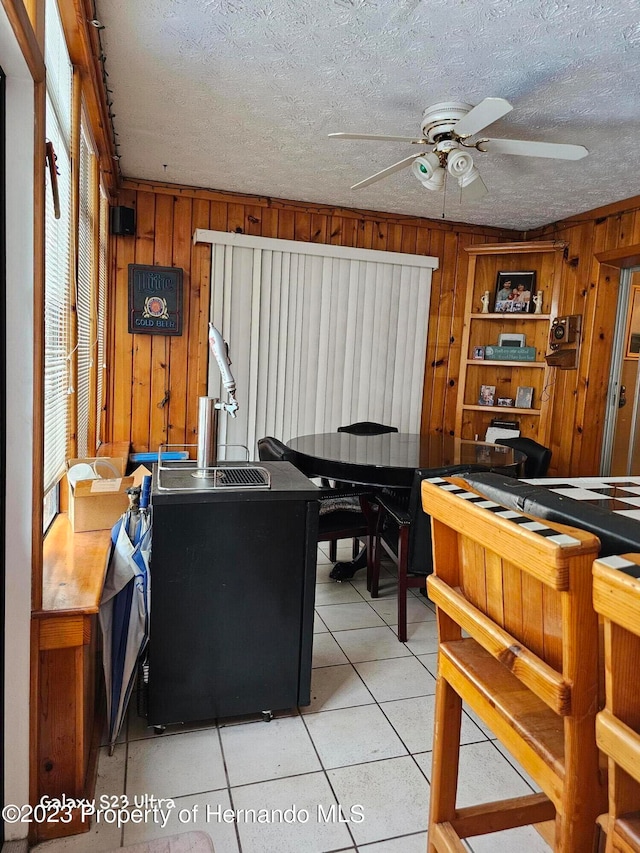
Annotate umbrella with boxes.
[99,475,152,754]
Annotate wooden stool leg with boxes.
[554,715,603,853]
[428,671,463,852]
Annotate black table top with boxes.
[287,432,524,489]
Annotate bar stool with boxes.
[593,554,640,852]
[422,476,606,852]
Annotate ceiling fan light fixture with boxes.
[457,164,481,189]
[412,153,445,190]
[446,149,474,179]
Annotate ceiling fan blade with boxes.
[329,132,426,144]
[350,152,423,190]
[482,137,588,160]
[460,171,488,202]
[454,97,513,138]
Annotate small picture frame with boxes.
[498,333,526,348]
[515,386,534,409]
[497,397,515,407]
[478,384,496,406]
[472,346,485,360]
[493,271,536,314]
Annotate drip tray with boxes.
[157,463,271,492]
[195,466,271,488]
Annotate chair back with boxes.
[337,422,398,435]
[257,436,294,463]
[406,465,486,575]
[257,435,320,479]
[495,436,551,477]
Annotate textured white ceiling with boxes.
[96,0,640,230]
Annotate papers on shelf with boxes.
[485,427,521,444]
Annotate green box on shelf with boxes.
[484,345,537,361]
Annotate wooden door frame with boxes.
[594,245,640,474]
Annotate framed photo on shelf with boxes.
[478,384,496,406]
[498,332,527,347]
[497,333,526,347]
[515,385,534,409]
[472,346,485,359]
[493,271,536,314]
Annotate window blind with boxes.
[76,121,94,458]
[43,0,72,493]
[96,189,108,446]
[196,230,438,458]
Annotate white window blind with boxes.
[96,189,108,446]
[43,0,72,493]
[76,121,94,458]
[195,230,438,458]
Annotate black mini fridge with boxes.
[147,461,319,726]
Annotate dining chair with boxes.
[257,437,373,568]
[369,464,485,642]
[337,422,399,435]
[495,436,551,477]
[334,421,398,557]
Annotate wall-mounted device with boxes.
[110,205,136,236]
[545,314,582,369]
[549,315,581,349]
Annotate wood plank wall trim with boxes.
[527,193,640,237]
[595,243,640,267]
[121,178,522,239]
[1,0,45,81]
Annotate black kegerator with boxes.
[147,461,319,726]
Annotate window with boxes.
[43,0,72,497]
[42,2,110,531]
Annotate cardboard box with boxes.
[66,456,132,532]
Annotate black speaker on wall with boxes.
[110,205,136,236]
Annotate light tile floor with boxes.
[33,541,551,853]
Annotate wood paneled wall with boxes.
[107,180,518,457]
[526,199,640,475]
[106,178,640,476]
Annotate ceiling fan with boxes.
[329,97,588,201]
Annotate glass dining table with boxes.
[286,432,526,489]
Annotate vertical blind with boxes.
[196,230,438,458]
[43,0,72,493]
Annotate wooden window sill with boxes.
[36,513,111,617]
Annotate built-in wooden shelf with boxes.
[456,241,567,446]
[463,404,541,416]
[469,313,552,320]
[466,359,546,368]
